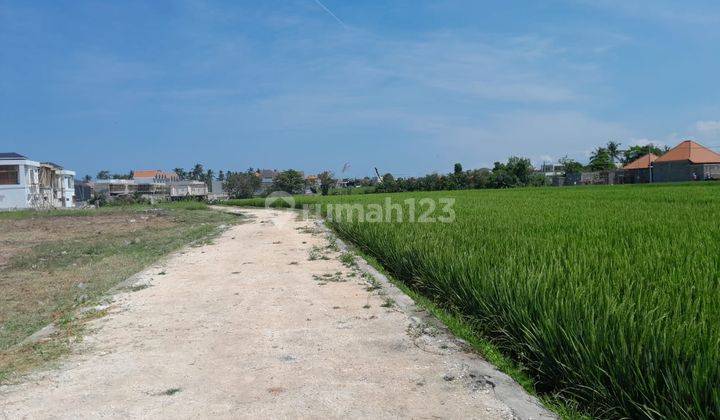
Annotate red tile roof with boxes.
[134,170,162,179]
[133,170,180,181]
[623,153,658,170]
[654,140,720,164]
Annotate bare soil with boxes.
[0,208,552,419]
[0,212,172,267]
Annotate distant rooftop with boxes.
[41,161,64,169]
[654,140,720,164]
[0,152,28,160]
[133,170,179,180]
[134,169,162,178]
[622,153,658,170]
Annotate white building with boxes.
[209,180,227,200]
[170,180,208,199]
[40,162,76,208]
[0,153,75,210]
[539,162,565,177]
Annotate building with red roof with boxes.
[651,140,720,183]
[621,153,659,184]
[133,170,180,184]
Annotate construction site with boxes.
[0,153,75,210]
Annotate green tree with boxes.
[224,171,260,199]
[489,162,517,188]
[382,173,395,184]
[190,164,204,181]
[96,170,110,180]
[451,162,468,189]
[377,173,398,193]
[271,169,305,195]
[559,156,584,175]
[622,144,664,165]
[467,168,491,189]
[318,171,335,196]
[588,147,615,171]
[606,141,622,165]
[173,168,186,180]
[109,171,133,180]
[528,172,549,187]
[505,156,533,185]
[205,169,214,188]
[453,163,463,175]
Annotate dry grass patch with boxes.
[0,204,239,382]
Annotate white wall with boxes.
[0,161,36,210]
[0,186,30,209]
[0,161,76,210]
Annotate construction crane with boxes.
[374,167,382,183]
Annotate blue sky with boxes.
[2,0,720,178]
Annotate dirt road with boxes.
[0,208,552,419]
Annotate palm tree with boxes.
[205,169,214,188]
[173,168,186,180]
[589,147,614,171]
[191,164,204,181]
[606,141,622,166]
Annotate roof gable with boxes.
[655,140,720,164]
[623,153,658,170]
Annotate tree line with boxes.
[375,157,547,194]
[559,141,669,173]
[223,169,336,199]
[90,141,669,198]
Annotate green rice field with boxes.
[227,183,720,418]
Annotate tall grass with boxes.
[227,183,720,418]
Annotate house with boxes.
[652,140,720,183]
[133,170,179,184]
[209,180,227,200]
[40,162,76,208]
[0,152,40,209]
[621,153,658,184]
[74,180,94,203]
[93,179,138,196]
[256,169,279,192]
[0,153,75,210]
[540,163,565,178]
[170,180,208,200]
[306,174,319,188]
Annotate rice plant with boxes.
[227,182,720,418]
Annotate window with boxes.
[0,165,19,185]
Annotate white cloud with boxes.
[60,52,160,87]
[570,0,720,25]
[695,120,720,133]
[628,138,666,147]
[365,33,583,104]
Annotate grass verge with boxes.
[0,202,239,383]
